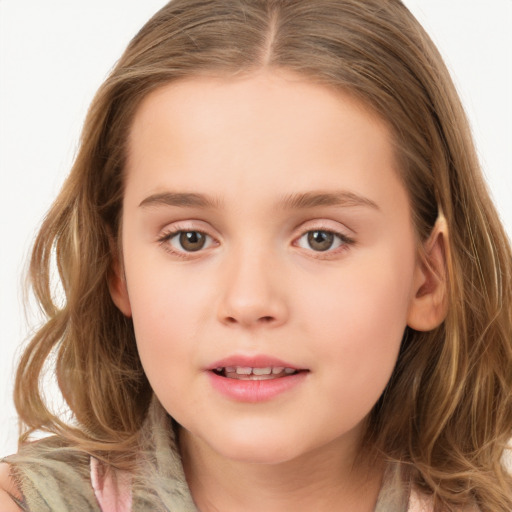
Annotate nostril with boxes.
[223,315,275,325]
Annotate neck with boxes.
[179,429,384,512]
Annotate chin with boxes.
[202,426,313,465]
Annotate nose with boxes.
[216,247,288,329]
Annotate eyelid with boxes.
[293,217,355,234]
[292,220,356,256]
[157,221,219,257]
[155,219,355,258]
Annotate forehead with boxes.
[128,71,389,154]
[124,71,406,218]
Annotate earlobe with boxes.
[407,216,449,332]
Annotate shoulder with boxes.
[0,462,23,511]
[3,438,101,510]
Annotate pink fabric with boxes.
[90,457,132,512]
[408,489,434,511]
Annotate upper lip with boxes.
[207,355,304,371]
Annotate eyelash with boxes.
[157,227,216,259]
[294,228,355,257]
[157,225,355,258]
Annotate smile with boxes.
[213,366,298,380]
[207,356,308,402]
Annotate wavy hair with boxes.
[13,0,512,510]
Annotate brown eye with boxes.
[178,231,207,252]
[307,230,335,251]
[295,229,351,254]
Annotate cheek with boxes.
[305,253,412,334]
[128,290,202,413]
[122,263,212,381]
[300,249,415,399]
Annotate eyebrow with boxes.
[139,192,221,209]
[138,190,379,211]
[280,191,380,211]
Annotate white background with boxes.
[1,1,511,456]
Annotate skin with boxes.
[109,70,446,512]
[0,464,22,511]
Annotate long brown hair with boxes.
[14,1,512,509]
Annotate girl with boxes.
[1,0,511,510]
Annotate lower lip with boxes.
[207,371,308,402]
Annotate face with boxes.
[115,71,424,465]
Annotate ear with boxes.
[407,216,449,332]
[108,239,132,317]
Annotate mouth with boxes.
[212,366,302,380]
[206,356,309,401]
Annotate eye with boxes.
[161,230,214,253]
[296,229,351,252]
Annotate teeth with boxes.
[252,367,272,375]
[218,366,298,376]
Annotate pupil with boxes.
[308,231,333,251]
[180,231,205,251]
